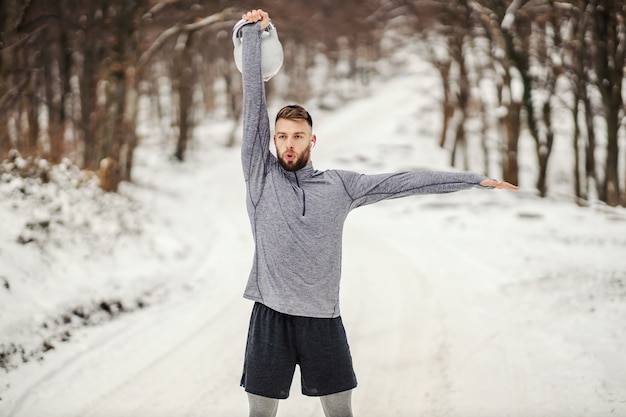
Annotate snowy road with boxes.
[3,69,626,417]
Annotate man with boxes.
[237,9,518,417]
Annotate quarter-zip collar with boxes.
[283,162,315,182]
[283,162,314,217]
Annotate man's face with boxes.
[274,118,316,172]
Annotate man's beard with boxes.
[278,147,311,172]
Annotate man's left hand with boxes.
[480,179,519,190]
[242,9,270,30]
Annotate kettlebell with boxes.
[233,19,284,82]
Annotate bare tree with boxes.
[560,0,599,203]
[589,0,625,206]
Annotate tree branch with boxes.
[14,0,34,31]
[134,7,236,78]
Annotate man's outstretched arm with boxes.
[240,9,272,204]
[336,169,518,209]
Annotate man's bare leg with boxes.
[247,393,279,417]
[320,390,353,417]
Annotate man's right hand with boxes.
[242,9,270,30]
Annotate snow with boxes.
[1,53,626,417]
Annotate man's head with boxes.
[274,105,316,172]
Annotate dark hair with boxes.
[275,104,313,128]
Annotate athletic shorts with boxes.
[240,302,358,399]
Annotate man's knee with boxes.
[320,389,353,417]
[247,393,279,417]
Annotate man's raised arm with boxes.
[239,10,272,201]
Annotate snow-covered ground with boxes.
[1,55,626,417]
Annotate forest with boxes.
[1,0,625,206]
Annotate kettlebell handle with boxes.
[232,19,276,46]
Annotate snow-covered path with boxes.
[3,65,626,417]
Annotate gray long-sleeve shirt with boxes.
[240,22,489,318]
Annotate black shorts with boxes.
[240,302,358,399]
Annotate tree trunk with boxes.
[43,21,70,163]
[572,97,583,201]
[0,0,22,156]
[123,70,139,183]
[452,41,470,171]
[438,61,453,149]
[12,43,38,156]
[479,96,490,176]
[80,7,105,171]
[603,96,621,206]
[536,99,554,198]
[24,58,40,156]
[582,89,599,199]
[591,0,623,206]
[570,1,591,202]
[226,72,243,148]
[503,100,521,186]
[175,32,193,162]
[0,0,11,155]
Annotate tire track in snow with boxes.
[339,211,454,417]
